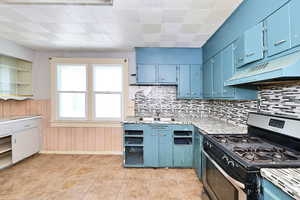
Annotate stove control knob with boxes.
[222,155,229,163]
[228,161,235,167]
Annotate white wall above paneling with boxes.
[0,0,243,50]
[32,50,135,100]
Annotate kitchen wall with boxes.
[132,85,258,125]
[132,83,300,125]
[0,99,123,154]
[32,50,136,100]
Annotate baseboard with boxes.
[39,150,123,155]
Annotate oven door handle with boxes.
[203,151,245,190]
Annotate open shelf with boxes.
[174,138,193,145]
[0,152,12,169]
[125,137,143,146]
[0,143,12,154]
[125,146,143,166]
[174,131,193,137]
[125,130,143,136]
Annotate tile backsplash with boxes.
[131,81,300,125]
[258,81,300,118]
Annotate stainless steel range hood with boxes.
[225,51,300,86]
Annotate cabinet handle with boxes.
[274,40,286,46]
[24,124,30,128]
[246,52,255,57]
[238,57,244,61]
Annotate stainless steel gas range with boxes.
[202,112,300,200]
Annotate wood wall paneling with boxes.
[0,100,123,154]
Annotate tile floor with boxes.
[0,154,209,200]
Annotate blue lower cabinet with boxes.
[173,145,193,167]
[124,124,194,168]
[193,131,203,179]
[158,130,173,167]
[144,126,159,167]
[262,179,294,200]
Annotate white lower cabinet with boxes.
[12,127,40,163]
[0,117,41,169]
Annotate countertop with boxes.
[124,117,247,134]
[261,168,300,200]
[0,115,41,125]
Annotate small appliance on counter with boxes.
[202,112,300,200]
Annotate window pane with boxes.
[59,93,86,118]
[94,65,122,92]
[95,94,121,119]
[57,64,86,91]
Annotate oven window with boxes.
[206,158,239,200]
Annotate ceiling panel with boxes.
[0,0,243,50]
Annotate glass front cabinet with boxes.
[0,55,33,100]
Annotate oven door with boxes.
[202,151,247,200]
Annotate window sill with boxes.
[50,120,122,128]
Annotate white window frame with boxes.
[56,64,88,121]
[50,58,129,127]
[92,64,124,121]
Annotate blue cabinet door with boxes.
[244,22,264,64]
[158,64,177,84]
[262,179,294,200]
[290,0,300,48]
[174,145,193,167]
[222,45,235,98]
[213,53,222,98]
[191,64,202,98]
[137,64,157,84]
[203,61,213,98]
[267,3,291,57]
[158,130,173,167]
[234,36,245,68]
[178,65,191,98]
[144,126,159,167]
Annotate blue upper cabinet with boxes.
[203,60,213,98]
[290,0,300,48]
[190,65,203,98]
[135,47,202,87]
[244,22,264,64]
[234,35,245,68]
[178,65,191,98]
[158,64,177,84]
[177,64,203,99]
[212,53,222,98]
[266,3,291,57]
[137,64,157,84]
[222,45,235,98]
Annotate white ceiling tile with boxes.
[143,34,161,43]
[190,0,215,9]
[162,9,187,23]
[180,24,202,34]
[160,34,177,42]
[162,23,181,33]
[142,24,161,34]
[183,9,211,24]
[139,9,162,24]
[0,0,243,50]
[162,0,193,9]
